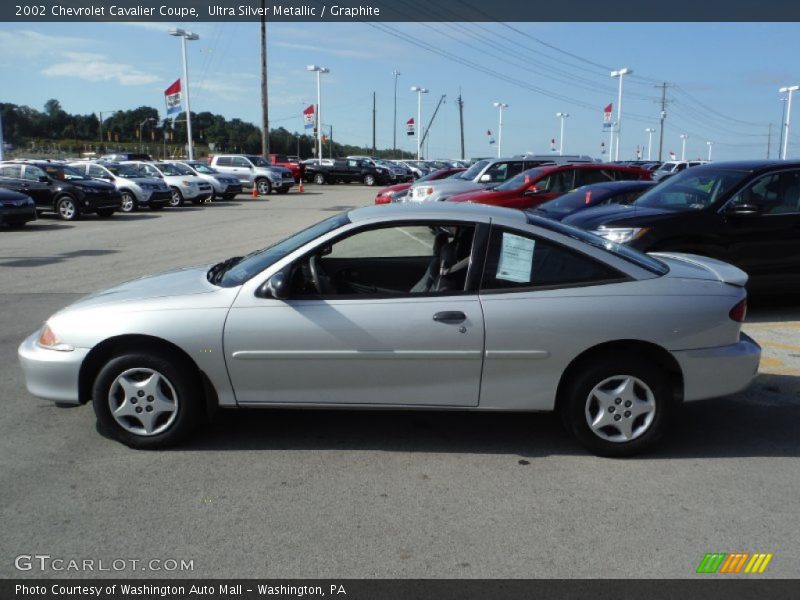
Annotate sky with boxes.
[0,21,798,161]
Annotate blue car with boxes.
[531,180,656,221]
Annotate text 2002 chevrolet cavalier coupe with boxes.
[18,203,760,456]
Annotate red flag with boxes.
[164,79,181,96]
[164,79,182,117]
[604,103,612,113]
[303,104,315,130]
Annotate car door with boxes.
[224,220,487,407]
[721,168,800,286]
[17,165,54,209]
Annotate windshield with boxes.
[109,164,148,178]
[246,155,271,167]
[527,215,669,276]
[460,160,490,181]
[188,163,217,174]
[538,186,614,215]
[43,165,89,181]
[635,168,747,211]
[494,168,546,192]
[154,162,192,176]
[216,213,350,287]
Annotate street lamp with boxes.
[392,70,400,155]
[168,28,199,160]
[680,134,689,160]
[779,85,799,160]
[556,112,569,155]
[493,102,508,158]
[307,65,330,162]
[645,128,656,161]
[706,141,714,161]
[411,86,428,159]
[610,67,632,161]
[138,117,156,153]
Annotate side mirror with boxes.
[260,271,289,299]
[523,185,541,196]
[479,174,491,183]
[726,203,762,216]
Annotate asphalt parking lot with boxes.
[0,185,798,579]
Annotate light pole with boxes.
[411,86,428,159]
[138,117,156,153]
[779,85,799,160]
[610,68,632,161]
[680,134,688,160]
[556,112,569,155]
[307,65,330,162]
[706,141,714,161]
[493,102,508,157]
[645,128,656,160]
[168,28,199,160]
[392,70,400,155]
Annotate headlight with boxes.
[181,180,195,187]
[591,227,650,244]
[37,323,74,352]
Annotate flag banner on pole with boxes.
[603,103,613,130]
[164,79,182,118]
[669,151,677,160]
[303,104,315,130]
[407,117,415,136]
[487,129,495,145]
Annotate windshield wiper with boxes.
[207,256,243,285]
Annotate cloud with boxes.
[42,54,159,86]
[0,29,87,58]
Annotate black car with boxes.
[532,180,656,221]
[0,187,36,228]
[304,159,394,186]
[562,160,800,292]
[0,161,122,221]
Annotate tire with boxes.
[120,191,137,213]
[313,173,326,185]
[364,174,376,186]
[96,208,116,218]
[169,187,184,207]
[56,196,80,221]
[561,356,673,457]
[255,178,272,195]
[92,351,202,449]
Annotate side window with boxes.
[88,165,106,178]
[348,160,358,168]
[483,161,523,183]
[576,168,613,187]
[216,157,232,167]
[481,228,622,291]
[537,169,575,193]
[731,171,800,214]
[22,166,47,181]
[611,169,640,181]
[289,223,477,297]
[0,164,22,178]
[232,157,250,168]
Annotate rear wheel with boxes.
[92,351,202,449]
[561,356,673,457]
[313,173,326,185]
[56,196,80,221]
[256,178,272,195]
[364,174,376,186]
[169,188,184,207]
[120,191,137,213]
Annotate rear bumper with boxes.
[673,333,761,402]
[18,331,89,405]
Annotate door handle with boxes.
[433,311,467,324]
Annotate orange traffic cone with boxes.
[297,179,304,193]
[251,186,259,199]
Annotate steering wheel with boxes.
[309,255,332,295]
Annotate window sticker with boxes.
[496,232,535,283]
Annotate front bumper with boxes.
[145,190,172,204]
[0,206,37,224]
[18,331,90,405]
[673,332,761,402]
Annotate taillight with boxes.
[729,298,747,322]
[375,195,390,205]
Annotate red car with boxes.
[269,153,304,182]
[447,163,651,210]
[375,167,466,204]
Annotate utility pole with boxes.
[767,123,772,159]
[655,82,670,162]
[372,92,376,155]
[457,91,465,160]
[391,70,400,155]
[260,0,269,157]
[778,97,787,157]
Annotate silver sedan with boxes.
[18,203,760,456]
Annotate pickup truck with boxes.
[269,153,304,182]
[304,158,395,186]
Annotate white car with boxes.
[652,160,708,181]
[122,161,213,207]
[164,161,243,200]
[68,161,172,213]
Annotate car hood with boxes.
[411,180,483,197]
[561,204,678,229]
[60,265,221,312]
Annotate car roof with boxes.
[692,159,800,171]
[348,201,527,224]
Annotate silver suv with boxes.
[408,157,546,202]
[209,154,294,195]
[68,161,171,212]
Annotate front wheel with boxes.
[169,188,184,207]
[56,196,80,221]
[364,174,376,186]
[120,191,137,213]
[313,173,326,185]
[92,351,202,449]
[256,178,272,195]
[562,357,674,457]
